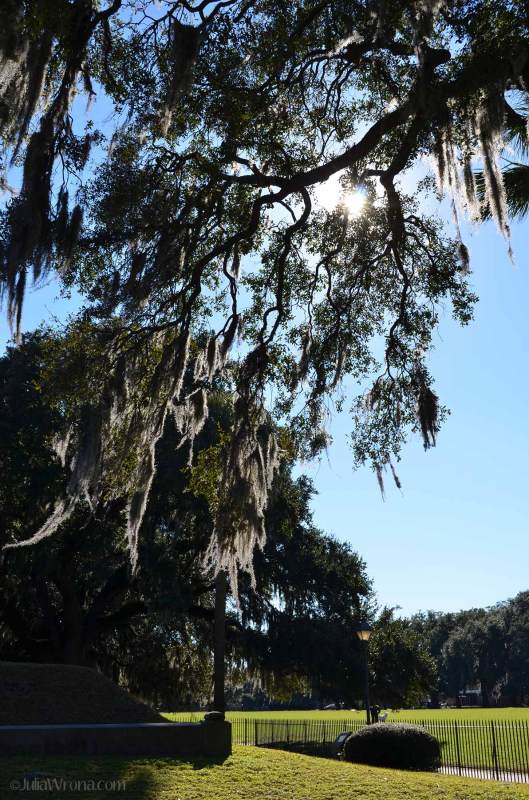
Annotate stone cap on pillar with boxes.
[203,711,225,722]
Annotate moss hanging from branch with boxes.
[474,88,512,252]
[203,397,281,604]
[158,20,201,136]
[0,0,118,337]
[3,312,245,573]
[414,367,439,450]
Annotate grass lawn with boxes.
[164,708,529,722]
[2,746,528,800]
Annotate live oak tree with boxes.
[1,1,527,587]
[0,333,378,706]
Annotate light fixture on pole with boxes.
[356,622,373,725]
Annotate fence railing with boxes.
[251,718,529,783]
[167,714,529,783]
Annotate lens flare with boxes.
[314,173,366,218]
[343,190,366,218]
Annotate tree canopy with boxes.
[1,1,527,584]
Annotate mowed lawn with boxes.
[2,746,528,800]
[164,708,529,722]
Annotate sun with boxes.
[342,190,366,218]
[314,172,366,218]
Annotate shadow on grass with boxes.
[189,753,231,770]
[1,757,154,799]
[0,752,229,799]
[262,742,336,760]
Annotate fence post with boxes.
[454,721,462,776]
[491,721,500,781]
[254,719,258,747]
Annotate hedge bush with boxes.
[343,723,441,771]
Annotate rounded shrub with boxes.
[343,723,441,771]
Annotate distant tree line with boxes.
[411,596,529,707]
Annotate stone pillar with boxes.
[202,711,232,756]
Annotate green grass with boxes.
[164,708,529,722]
[1,746,527,800]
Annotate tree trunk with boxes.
[430,689,441,709]
[481,684,490,708]
[213,569,227,714]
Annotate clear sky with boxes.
[296,214,529,617]
[1,181,527,621]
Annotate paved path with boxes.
[440,765,528,784]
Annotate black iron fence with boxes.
[251,718,529,783]
[167,714,529,783]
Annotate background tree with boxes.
[369,608,436,708]
[410,610,457,707]
[411,596,529,708]
[441,623,480,702]
[503,592,529,706]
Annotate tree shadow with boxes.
[189,753,231,770]
[0,752,230,799]
[1,757,153,799]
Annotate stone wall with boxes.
[0,716,231,758]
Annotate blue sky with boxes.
[297,215,529,616]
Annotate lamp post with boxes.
[356,622,373,725]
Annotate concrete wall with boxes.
[0,717,231,758]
